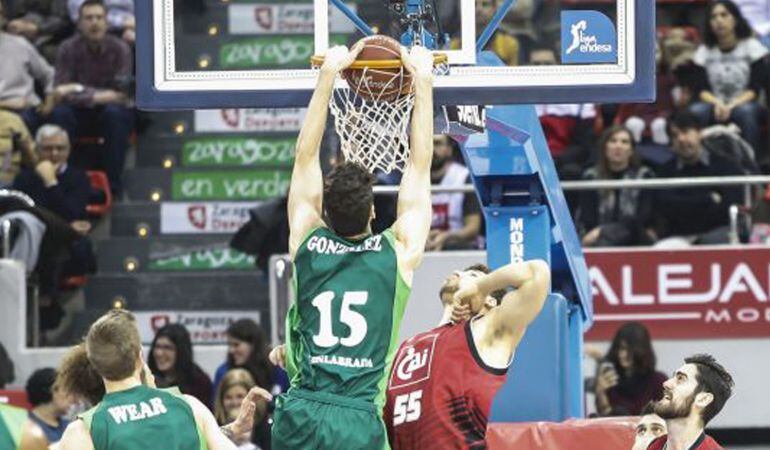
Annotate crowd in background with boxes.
[415,0,770,251]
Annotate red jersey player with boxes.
[647,354,734,450]
[384,260,550,450]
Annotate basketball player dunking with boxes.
[384,260,550,450]
[57,309,271,450]
[270,43,435,449]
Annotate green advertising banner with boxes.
[149,247,255,271]
[220,34,348,69]
[182,136,296,167]
[172,170,290,200]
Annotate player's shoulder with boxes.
[404,323,453,343]
[60,419,95,450]
[701,434,726,450]
[646,436,666,450]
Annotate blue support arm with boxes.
[476,0,517,53]
[329,0,375,36]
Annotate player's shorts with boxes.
[271,388,388,450]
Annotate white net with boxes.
[329,67,415,174]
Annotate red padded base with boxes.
[487,417,637,449]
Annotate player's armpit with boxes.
[58,420,95,450]
[485,260,551,346]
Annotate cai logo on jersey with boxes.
[561,11,617,64]
[390,334,438,388]
[389,333,438,389]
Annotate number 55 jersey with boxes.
[384,320,508,450]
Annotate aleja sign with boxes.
[585,246,770,340]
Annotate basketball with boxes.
[343,35,413,102]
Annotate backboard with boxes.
[136,0,654,109]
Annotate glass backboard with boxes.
[136,0,654,109]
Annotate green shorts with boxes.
[271,388,388,450]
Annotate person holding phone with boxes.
[594,323,668,416]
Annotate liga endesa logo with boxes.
[585,247,770,340]
[561,10,617,64]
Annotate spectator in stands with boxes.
[12,124,89,224]
[688,0,767,152]
[576,126,655,247]
[148,323,213,407]
[11,124,96,323]
[654,112,745,245]
[0,109,37,187]
[51,0,133,194]
[622,41,677,145]
[531,47,596,180]
[67,0,133,43]
[213,319,289,400]
[214,369,270,450]
[0,1,56,132]
[594,322,667,417]
[24,368,72,445]
[428,134,482,251]
[472,0,519,65]
[733,0,770,48]
[632,403,667,450]
[5,0,71,61]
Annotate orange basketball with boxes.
[343,35,413,102]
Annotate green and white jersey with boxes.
[286,227,411,408]
[82,385,206,450]
[0,403,27,450]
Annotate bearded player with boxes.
[384,260,550,450]
[647,354,734,450]
[270,44,435,449]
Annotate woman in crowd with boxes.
[689,0,767,152]
[213,319,288,400]
[147,323,213,406]
[594,322,668,416]
[576,126,655,247]
[214,369,271,450]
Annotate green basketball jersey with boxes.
[82,385,206,450]
[285,227,411,408]
[0,403,27,450]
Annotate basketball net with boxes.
[329,67,415,174]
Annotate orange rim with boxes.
[310,53,448,69]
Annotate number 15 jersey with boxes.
[285,227,410,408]
[384,321,508,450]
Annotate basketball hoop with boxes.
[311,52,448,174]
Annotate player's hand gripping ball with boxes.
[320,43,364,75]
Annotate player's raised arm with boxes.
[288,44,362,259]
[455,260,551,349]
[392,45,435,283]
